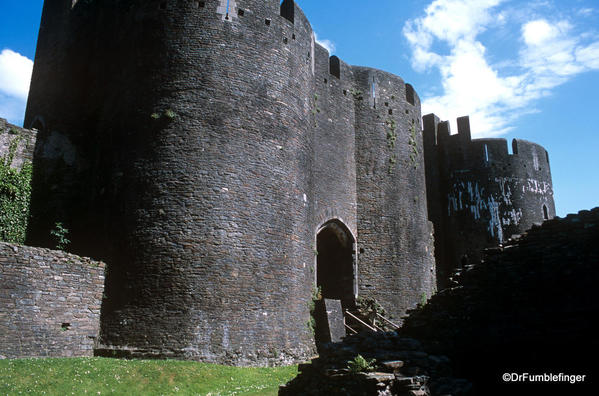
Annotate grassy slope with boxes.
[0,358,297,395]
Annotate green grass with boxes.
[0,358,298,395]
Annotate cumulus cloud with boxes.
[403,0,599,137]
[0,49,33,100]
[314,33,336,55]
[0,49,33,125]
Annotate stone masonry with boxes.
[281,208,598,395]
[0,242,105,358]
[0,0,555,365]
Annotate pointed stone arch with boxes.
[315,219,357,307]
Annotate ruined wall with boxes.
[0,242,105,358]
[0,119,37,170]
[0,119,37,244]
[402,208,598,393]
[353,69,435,321]
[23,0,435,363]
[26,0,317,365]
[311,48,358,239]
[423,114,555,288]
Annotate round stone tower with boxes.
[423,114,555,288]
[25,0,437,364]
[26,0,317,364]
[352,68,436,320]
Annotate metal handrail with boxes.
[376,313,400,330]
[344,310,378,332]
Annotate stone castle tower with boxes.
[423,114,555,287]
[24,0,437,364]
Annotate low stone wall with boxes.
[281,208,598,395]
[401,208,599,394]
[0,118,37,170]
[0,242,105,358]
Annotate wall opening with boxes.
[405,83,415,105]
[543,204,549,220]
[280,0,294,23]
[29,116,46,133]
[314,220,356,347]
[316,220,355,307]
[372,78,376,108]
[329,56,340,79]
[484,144,489,164]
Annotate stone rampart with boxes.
[0,242,105,358]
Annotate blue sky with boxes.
[0,0,598,216]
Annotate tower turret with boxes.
[423,114,555,288]
[26,0,318,364]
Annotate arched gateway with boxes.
[314,219,357,346]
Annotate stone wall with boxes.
[402,208,598,393]
[423,114,555,288]
[353,68,435,322]
[0,242,105,358]
[281,208,598,394]
[0,118,37,170]
[24,0,435,364]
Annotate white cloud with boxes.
[314,33,336,55]
[522,19,559,46]
[0,49,33,126]
[577,8,594,17]
[0,49,33,100]
[576,42,599,69]
[404,0,599,137]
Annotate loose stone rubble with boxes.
[281,208,598,395]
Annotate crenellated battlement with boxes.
[22,0,547,366]
[423,114,550,173]
[423,113,555,289]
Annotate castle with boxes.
[1,0,554,365]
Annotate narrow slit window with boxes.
[372,78,376,108]
[405,83,415,105]
[543,204,549,220]
[484,144,489,164]
[225,0,230,20]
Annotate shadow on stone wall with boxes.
[280,208,598,395]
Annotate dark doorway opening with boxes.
[317,220,355,305]
[314,220,356,347]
